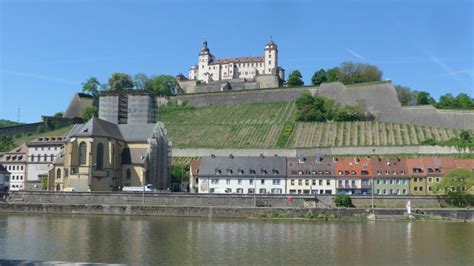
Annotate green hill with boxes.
[0,119,22,128]
[158,101,468,149]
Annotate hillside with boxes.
[0,119,22,128]
[13,125,74,147]
[158,102,468,149]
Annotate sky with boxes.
[0,0,473,123]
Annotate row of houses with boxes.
[0,136,64,191]
[189,155,474,195]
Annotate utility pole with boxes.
[17,105,21,123]
[371,177,374,210]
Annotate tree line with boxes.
[287,61,383,87]
[395,85,474,109]
[81,73,177,98]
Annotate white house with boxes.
[0,144,27,191]
[26,136,64,190]
[196,154,287,194]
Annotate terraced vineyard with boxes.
[158,101,469,148]
[288,121,463,148]
[159,102,295,148]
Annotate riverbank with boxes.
[1,202,473,221]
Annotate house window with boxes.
[326,180,330,186]
[226,179,231,185]
[319,180,323,186]
[261,179,265,185]
[238,179,242,185]
[79,142,87,165]
[211,179,219,184]
[248,188,255,194]
[237,188,243,194]
[56,169,61,179]
[126,169,131,180]
[298,179,302,185]
[312,179,316,186]
[273,179,280,185]
[259,188,266,194]
[249,179,254,185]
[96,143,104,170]
[291,179,295,185]
[305,179,309,186]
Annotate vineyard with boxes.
[158,101,469,149]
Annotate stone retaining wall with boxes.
[172,145,470,158]
[6,191,449,208]
[1,203,473,220]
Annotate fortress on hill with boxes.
[59,40,474,132]
[176,40,285,94]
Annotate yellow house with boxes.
[50,118,171,191]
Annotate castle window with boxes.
[269,60,272,65]
[126,169,131,180]
[269,54,272,58]
[96,143,104,170]
[79,142,87,165]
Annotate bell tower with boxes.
[264,38,278,74]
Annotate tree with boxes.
[148,75,177,96]
[108,73,133,92]
[133,73,151,91]
[82,77,101,98]
[311,69,327,86]
[82,106,98,121]
[53,112,64,118]
[326,67,340,82]
[336,62,383,84]
[295,92,314,109]
[395,85,418,106]
[434,169,474,207]
[287,70,304,87]
[459,130,471,142]
[0,135,15,152]
[334,195,353,207]
[416,91,435,105]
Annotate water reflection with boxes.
[0,214,473,265]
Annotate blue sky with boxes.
[1,0,473,123]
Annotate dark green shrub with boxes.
[334,195,353,207]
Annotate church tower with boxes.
[198,41,212,81]
[264,38,278,74]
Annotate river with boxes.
[0,214,473,265]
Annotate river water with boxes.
[0,214,473,265]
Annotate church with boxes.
[177,40,285,94]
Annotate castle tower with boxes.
[198,41,212,81]
[264,38,278,74]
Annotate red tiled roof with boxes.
[334,157,371,177]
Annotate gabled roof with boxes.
[66,118,167,143]
[453,159,474,170]
[198,155,286,178]
[334,157,371,177]
[370,157,408,177]
[68,117,123,140]
[287,156,335,176]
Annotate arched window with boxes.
[56,169,61,179]
[79,142,87,165]
[50,154,54,161]
[126,168,131,180]
[96,143,104,170]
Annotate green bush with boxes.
[446,192,473,207]
[276,121,295,148]
[334,195,353,207]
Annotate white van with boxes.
[122,184,156,192]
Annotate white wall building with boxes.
[196,155,287,194]
[26,136,64,190]
[287,156,337,195]
[188,40,284,83]
[0,144,27,191]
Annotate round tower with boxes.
[264,39,278,75]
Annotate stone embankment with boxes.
[1,192,473,221]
